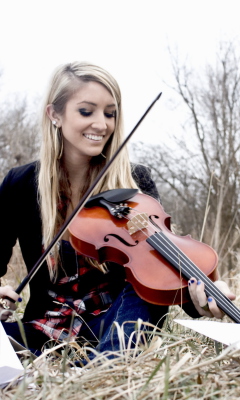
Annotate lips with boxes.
[83,134,103,141]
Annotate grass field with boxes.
[1,244,240,399]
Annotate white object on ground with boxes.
[0,321,24,388]
[174,319,240,348]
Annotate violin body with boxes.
[69,192,218,306]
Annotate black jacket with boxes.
[0,161,199,321]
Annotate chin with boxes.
[86,150,103,158]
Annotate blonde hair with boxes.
[38,62,138,280]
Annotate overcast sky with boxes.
[0,0,239,144]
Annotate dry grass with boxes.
[2,245,240,399]
[0,242,30,317]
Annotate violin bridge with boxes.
[127,213,149,235]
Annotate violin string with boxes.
[149,233,240,321]
[141,216,240,321]
[122,208,240,321]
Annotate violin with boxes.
[68,188,240,323]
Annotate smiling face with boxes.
[49,81,116,163]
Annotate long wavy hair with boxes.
[38,62,138,280]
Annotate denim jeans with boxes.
[2,284,168,358]
[79,283,168,355]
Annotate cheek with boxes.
[109,120,116,133]
[62,119,84,134]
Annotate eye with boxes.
[79,108,92,117]
[105,110,116,119]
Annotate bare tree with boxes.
[131,41,240,273]
[0,93,40,181]
[0,72,41,291]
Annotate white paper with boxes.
[0,322,24,388]
[174,319,240,348]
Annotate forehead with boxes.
[67,80,115,107]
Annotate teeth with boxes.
[84,134,103,141]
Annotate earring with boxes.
[52,120,57,125]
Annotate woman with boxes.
[0,62,235,357]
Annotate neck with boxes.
[63,153,91,188]
[61,156,91,240]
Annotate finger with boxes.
[188,278,208,307]
[0,311,11,321]
[188,277,198,296]
[188,278,197,304]
[0,285,21,303]
[207,296,224,319]
[188,278,205,314]
[188,278,212,317]
[0,297,17,312]
[196,280,208,308]
[0,306,14,321]
[214,281,236,300]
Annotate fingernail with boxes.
[208,297,213,302]
[188,281,191,286]
[190,279,195,284]
[18,297,22,302]
[197,280,201,285]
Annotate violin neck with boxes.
[146,232,240,323]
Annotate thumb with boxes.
[214,281,236,300]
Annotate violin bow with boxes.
[15,92,162,295]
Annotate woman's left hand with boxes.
[188,277,236,319]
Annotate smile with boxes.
[83,134,104,141]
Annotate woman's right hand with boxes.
[0,285,19,321]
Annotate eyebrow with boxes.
[77,101,116,108]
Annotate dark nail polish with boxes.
[190,279,195,284]
[208,297,213,302]
[18,297,22,302]
[197,280,201,285]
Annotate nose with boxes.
[91,112,107,132]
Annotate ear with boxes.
[46,104,61,127]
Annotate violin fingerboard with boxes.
[147,232,240,323]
